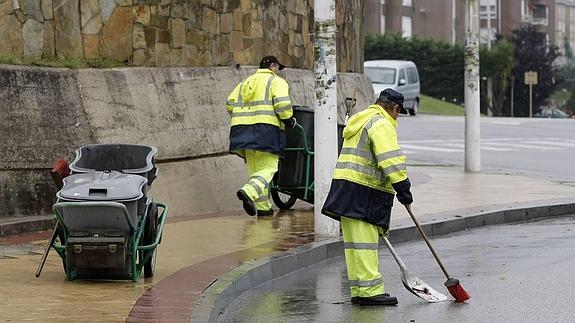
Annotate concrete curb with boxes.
[189,200,575,323]
[0,216,55,237]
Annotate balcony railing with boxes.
[521,15,549,26]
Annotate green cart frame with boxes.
[51,198,168,282]
[270,122,314,209]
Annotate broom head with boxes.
[444,278,470,303]
[50,159,71,190]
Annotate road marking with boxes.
[443,143,513,151]
[523,141,575,148]
[487,142,562,150]
[400,144,460,152]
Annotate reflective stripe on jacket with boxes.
[226,69,293,129]
[333,104,408,194]
[226,69,293,157]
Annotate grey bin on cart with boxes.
[276,106,344,190]
[57,171,148,228]
[69,144,158,186]
[56,171,148,277]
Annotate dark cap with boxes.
[378,88,407,114]
[259,55,285,70]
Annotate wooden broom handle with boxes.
[405,204,451,279]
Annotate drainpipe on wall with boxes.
[314,0,339,237]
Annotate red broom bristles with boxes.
[52,159,71,179]
[445,278,470,303]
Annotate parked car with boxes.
[364,60,421,115]
[534,107,572,118]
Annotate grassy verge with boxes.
[0,55,127,69]
[419,95,465,116]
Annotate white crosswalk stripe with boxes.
[400,138,573,153]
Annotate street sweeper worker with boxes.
[226,55,296,217]
[322,88,413,306]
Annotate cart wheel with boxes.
[271,190,298,209]
[143,203,158,278]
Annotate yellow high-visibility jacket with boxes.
[226,69,293,157]
[322,104,409,229]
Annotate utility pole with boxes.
[452,0,457,45]
[314,0,339,237]
[486,0,493,117]
[465,0,481,172]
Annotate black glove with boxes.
[283,117,297,129]
[392,178,413,205]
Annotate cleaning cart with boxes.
[270,106,344,209]
[50,144,168,281]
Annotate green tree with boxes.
[365,33,464,103]
[508,25,559,117]
[479,40,514,116]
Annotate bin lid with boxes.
[69,144,157,174]
[57,171,147,201]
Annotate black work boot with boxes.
[256,209,274,217]
[357,293,398,306]
[351,297,360,304]
[237,190,256,216]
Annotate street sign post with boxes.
[524,71,538,118]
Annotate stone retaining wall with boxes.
[0,0,364,72]
[0,65,374,218]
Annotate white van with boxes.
[364,60,421,115]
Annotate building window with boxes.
[521,0,529,20]
[402,0,412,7]
[402,16,412,38]
[479,0,497,19]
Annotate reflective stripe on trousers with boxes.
[240,150,279,212]
[341,216,385,298]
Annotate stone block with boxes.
[133,5,150,25]
[42,0,53,19]
[143,26,156,48]
[98,0,116,23]
[157,29,169,43]
[240,0,250,11]
[171,1,186,18]
[22,19,44,58]
[81,0,103,34]
[169,48,185,66]
[19,0,44,22]
[83,34,100,58]
[233,8,242,30]
[170,18,185,48]
[132,48,147,65]
[150,14,168,29]
[250,19,262,38]
[201,6,219,34]
[154,42,169,66]
[0,17,22,56]
[133,23,146,49]
[42,21,55,57]
[220,12,233,33]
[53,0,82,57]
[186,29,204,47]
[229,30,243,51]
[101,6,133,61]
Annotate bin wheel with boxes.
[271,190,298,210]
[143,203,158,278]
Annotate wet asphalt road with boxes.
[221,215,575,323]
